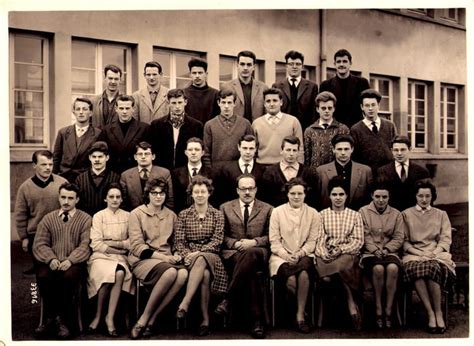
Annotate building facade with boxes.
[9,9,467,217]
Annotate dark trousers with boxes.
[225,247,268,324]
[36,262,85,320]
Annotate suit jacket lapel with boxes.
[140,88,154,112]
[64,126,78,158]
[111,122,125,144]
[297,79,308,100]
[251,79,259,107]
[153,87,168,112]
[248,200,261,223]
[77,127,95,156]
[281,80,291,101]
[350,164,362,201]
[129,168,142,197]
[123,119,139,147]
[233,80,244,105]
[232,199,244,223]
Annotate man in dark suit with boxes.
[222,50,268,123]
[376,135,430,211]
[316,134,372,210]
[120,141,174,211]
[320,49,370,128]
[148,88,204,170]
[262,135,318,208]
[217,174,273,338]
[272,50,318,131]
[102,95,150,173]
[213,134,265,206]
[172,137,213,213]
[53,98,102,182]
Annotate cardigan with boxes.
[33,209,92,264]
[268,203,320,276]
[184,84,220,124]
[252,113,304,164]
[15,174,68,240]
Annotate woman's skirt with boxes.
[403,260,453,289]
[360,254,402,270]
[188,252,228,294]
[315,254,360,290]
[142,262,185,288]
[275,256,316,283]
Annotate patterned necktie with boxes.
[371,121,378,134]
[141,169,149,180]
[400,164,407,182]
[244,164,249,174]
[244,204,250,231]
[63,211,69,222]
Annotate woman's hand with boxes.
[374,249,383,258]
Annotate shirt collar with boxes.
[280,160,299,172]
[265,112,283,121]
[288,76,302,85]
[147,85,161,93]
[92,167,106,176]
[75,124,89,132]
[239,199,255,209]
[32,174,54,187]
[59,208,76,218]
[363,117,381,128]
[368,201,391,215]
[138,165,152,173]
[395,160,410,168]
[188,162,202,175]
[238,158,254,171]
[415,204,432,213]
[318,119,333,127]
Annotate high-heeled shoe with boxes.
[385,315,392,329]
[130,322,145,339]
[375,315,383,329]
[107,328,118,337]
[436,326,447,334]
[176,308,187,320]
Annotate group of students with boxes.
[14,47,456,340]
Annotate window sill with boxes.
[410,152,468,160]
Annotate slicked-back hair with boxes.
[104,64,122,77]
[369,180,391,195]
[237,50,256,64]
[391,135,411,149]
[167,88,187,100]
[334,49,352,63]
[285,50,304,64]
[414,180,437,205]
[360,89,382,104]
[143,178,169,206]
[102,182,124,201]
[186,175,214,196]
[263,88,283,100]
[32,150,53,164]
[59,182,80,196]
[144,61,163,74]
[188,57,208,72]
[186,137,204,150]
[116,95,135,107]
[135,141,153,154]
[73,97,93,111]
[331,134,354,148]
[285,177,308,194]
[218,88,236,102]
[315,91,337,107]
[281,135,301,150]
[238,134,258,146]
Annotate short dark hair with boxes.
[334,49,352,63]
[186,137,204,150]
[144,61,162,74]
[281,135,300,150]
[237,50,256,64]
[285,177,308,194]
[88,141,109,156]
[236,173,256,186]
[360,89,382,104]
[102,182,124,201]
[116,95,135,107]
[135,141,153,153]
[104,64,122,77]
[391,135,411,149]
[187,175,214,196]
[238,134,258,146]
[331,134,354,148]
[263,88,283,100]
[315,91,337,107]
[32,150,53,164]
[328,175,349,196]
[369,180,391,195]
[59,182,80,196]
[167,88,187,100]
[218,88,236,102]
[414,180,437,205]
[143,178,169,206]
[72,97,93,111]
[188,57,208,72]
[284,50,304,64]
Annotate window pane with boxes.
[102,46,127,72]
[447,103,456,117]
[379,80,389,96]
[14,118,44,144]
[72,69,96,94]
[219,57,234,83]
[326,68,336,80]
[408,83,412,97]
[161,77,170,89]
[440,118,445,132]
[408,100,412,114]
[176,54,192,79]
[416,100,425,115]
[447,88,456,102]
[153,51,171,76]
[415,117,425,131]
[380,97,389,112]
[72,41,96,68]
[14,64,43,90]
[415,133,425,147]
[447,119,456,132]
[275,62,286,82]
[415,84,425,99]
[14,91,43,118]
[447,134,455,147]
[440,133,445,148]
[14,36,43,64]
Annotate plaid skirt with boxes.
[403,260,453,288]
[188,252,228,295]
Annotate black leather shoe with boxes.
[296,320,311,334]
[197,325,210,336]
[251,322,265,339]
[55,317,70,339]
[436,326,447,334]
[351,310,362,332]
[176,308,187,320]
[130,322,145,339]
[35,318,55,339]
[215,299,229,316]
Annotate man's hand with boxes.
[49,259,60,270]
[236,239,257,251]
[58,260,72,271]
[21,238,29,252]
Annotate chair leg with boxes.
[38,296,44,328]
[270,279,276,327]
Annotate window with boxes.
[71,39,132,101]
[153,48,204,89]
[275,62,316,83]
[407,81,428,151]
[219,55,265,88]
[440,85,458,151]
[440,8,459,22]
[370,75,393,119]
[10,32,49,146]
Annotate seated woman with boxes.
[269,177,320,333]
[402,180,455,334]
[175,175,227,336]
[359,181,404,329]
[128,178,188,339]
[314,176,364,330]
[87,183,134,337]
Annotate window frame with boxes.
[9,32,50,148]
[275,61,317,83]
[370,75,394,120]
[407,80,428,152]
[440,84,459,152]
[219,54,265,88]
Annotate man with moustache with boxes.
[53,98,102,182]
[15,150,68,275]
[132,61,169,123]
[90,64,123,129]
[184,57,220,124]
[33,182,91,339]
[217,174,273,338]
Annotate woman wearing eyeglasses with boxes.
[128,178,188,339]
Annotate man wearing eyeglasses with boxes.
[222,50,268,123]
[217,174,273,339]
[272,50,319,132]
[119,141,174,211]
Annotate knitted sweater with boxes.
[33,209,92,264]
[15,174,68,240]
[75,169,121,216]
[203,115,254,164]
[252,113,304,164]
[184,84,220,124]
[350,118,397,172]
